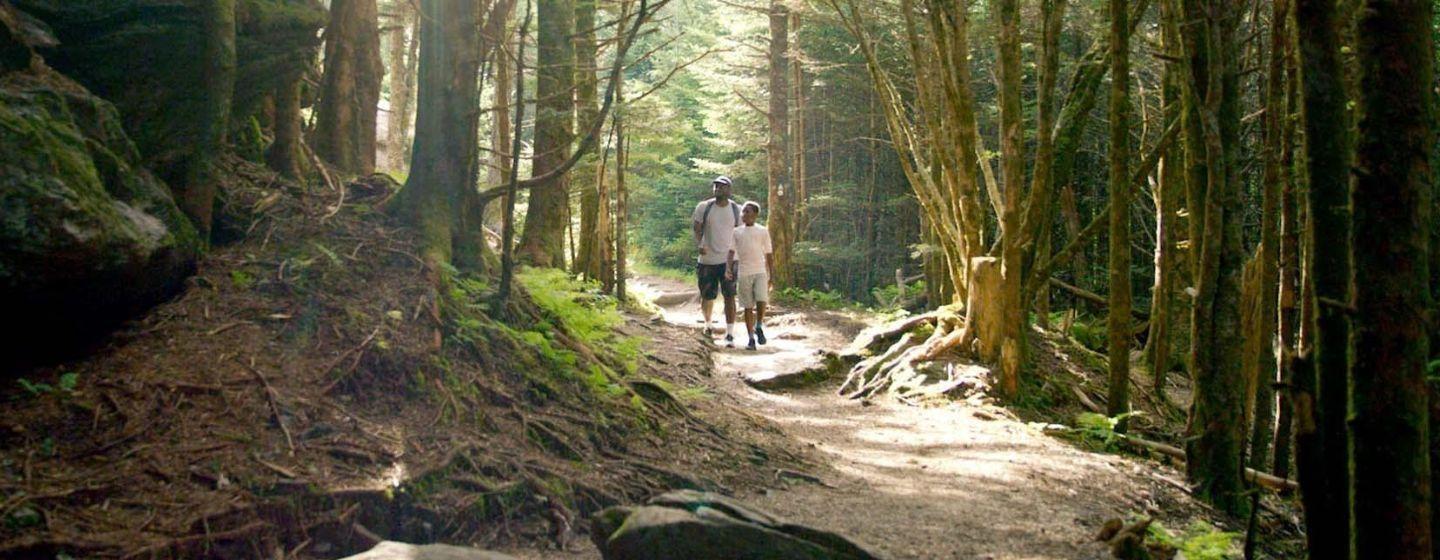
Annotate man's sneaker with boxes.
[725,334,735,348]
[747,339,757,351]
[755,325,767,345]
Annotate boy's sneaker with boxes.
[755,325,767,345]
[724,334,735,348]
[747,338,757,351]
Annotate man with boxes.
[727,201,773,351]
[692,176,740,346]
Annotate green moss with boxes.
[1146,521,1241,560]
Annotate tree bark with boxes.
[1180,0,1247,516]
[1295,0,1354,549]
[516,0,577,267]
[384,1,418,173]
[175,0,236,239]
[389,0,486,270]
[1248,0,1288,472]
[1351,0,1434,554]
[1144,0,1184,399]
[767,0,795,288]
[266,69,304,181]
[574,0,603,280]
[1104,0,1131,427]
[314,0,383,176]
[994,0,1025,399]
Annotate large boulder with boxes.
[10,0,325,183]
[0,4,201,367]
[591,490,880,560]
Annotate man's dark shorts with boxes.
[696,263,737,301]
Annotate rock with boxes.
[339,541,519,560]
[12,0,325,180]
[591,490,879,560]
[0,6,200,367]
[744,351,847,391]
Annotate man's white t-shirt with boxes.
[731,224,773,277]
[692,198,740,265]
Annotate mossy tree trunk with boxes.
[1144,0,1183,398]
[993,0,1025,399]
[314,0,383,176]
[1273,42,1299,480]
[767,0,795,288]
[389,0,486,270]
[266,77,305,180]
[516,0,576,268]
[1104,0,1130,427]
[1180,0,1247,516]
[175,0,236,238]
[1294,0,1353,550]
[1350,0,1434,554]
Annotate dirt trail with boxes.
[509,276,1200,560]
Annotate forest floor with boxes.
[506,275,1272,560]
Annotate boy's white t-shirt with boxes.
[692,198,740,265]
[731,224,773,277]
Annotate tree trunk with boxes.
[516,0,576,267]
[1104,0,1131,426]
[314,0,383,176]
[389,0,485,269]
[767,0,794,288]
[1273,25,1300,482]
[994,0,1025,399]
[266,74,304,181]
[1024,0,1067,329]
[574,0,602,279]
[614,60,629,302]
[1350,0,1434,554]
[1181,0,1247,516]
[1248,0,1288,472]
[384,1,418,173]
[488,29,515,230]
[174,0,236,239]
[1145,0,1183,398]
[1295,0,1354,549]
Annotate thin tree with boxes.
[767,0,795,287]
[1350,0,1434,554]
[174,0,236,238]
[1248,0,1288,471]
[384,1,418,172]
[1104,0,1131,427]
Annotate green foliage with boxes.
[1068,411,1140,450]
[1147,520,1241,559]
[230,269,256,290]
[871,279,926,310]
[775,287,855,310]
[16,372,78,397]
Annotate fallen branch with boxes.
[1049,278,1149,319]
[237,358,295,456]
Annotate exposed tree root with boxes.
[835,308,981,401]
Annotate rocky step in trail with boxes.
[489,276,1227,560]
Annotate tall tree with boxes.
[389,0,510,270]
[574,0,605,280]
[384,0,418,172]
[1294,0,1353,549]
[1350,0,1434,554]
[175,0,236,237]
[994,0,1025,397]
[1104,0,1131,426]
[1179,0,1247,515]
[1248,0,1288,472]
[314,0,383,175]
[767,0,795,287]
[516,0,578,267]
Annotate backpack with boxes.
[700,199,740,242]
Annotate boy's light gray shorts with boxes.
[738,272,769,309]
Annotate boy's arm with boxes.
[765,252,775,287]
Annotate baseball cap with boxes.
[712,175,732,187]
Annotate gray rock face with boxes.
[340,541,520,560]
[0,4,200,367]
[591,490,881,560]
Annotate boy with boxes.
[726,201,774,351]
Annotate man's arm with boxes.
[727,249,737,280]
[693,219,706,255]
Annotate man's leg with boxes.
[698,264,719,334]
[721,270,738,340]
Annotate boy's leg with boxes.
[754,273,770,344]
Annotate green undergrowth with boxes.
[1146,520,1241,559]
[517,268,645,375]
